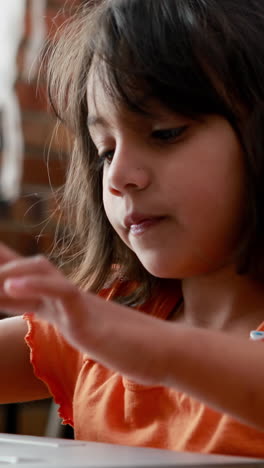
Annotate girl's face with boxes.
[87,76,246,279]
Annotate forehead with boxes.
[87,70,126,131]
[86,58,161,126]
[87,66,114,115]
[86,65,184,131]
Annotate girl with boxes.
[0,0,264,458]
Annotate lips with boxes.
[124,213,165,236]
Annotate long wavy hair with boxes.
[47,0,264,304]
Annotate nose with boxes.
[105,143,151,196]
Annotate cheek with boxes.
[166,144,245,244]
[102,170,111,216]
[102,187,112,224]
[102,184,120,233]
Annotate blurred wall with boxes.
[0,0,79,437]
[0,0,75,257]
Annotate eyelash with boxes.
[152,125,189,141]
[96,125,189,166]
[97,150,115,168]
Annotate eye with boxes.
[152,125,188,141]
[98,149,115,164]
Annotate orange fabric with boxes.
[24,281,264,458]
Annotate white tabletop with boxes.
[0,433,262,467]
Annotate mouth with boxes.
[124,213,166,236]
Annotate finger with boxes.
[3,275,78,302]
[3,275,82,327]
[0,255,60,283]
[0,242,20,264]
[0,297,42,316]
[0,289,42,315]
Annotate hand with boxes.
[0,242,80,324]
[0,242,95,338]
[1,244,264,431]
[0,243,170,386]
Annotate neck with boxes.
[178,265,264,335]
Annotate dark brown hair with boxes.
[47,0,264,303]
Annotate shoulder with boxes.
[98,278,182,320]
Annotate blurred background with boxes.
[0,0,80,439]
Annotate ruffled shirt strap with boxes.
[23,313,84,426]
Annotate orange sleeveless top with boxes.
[24,281,264,458]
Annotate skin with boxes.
[0,246,264,429]
[88,74,264,335]
[0,74,264,431]
[96,103,245,280]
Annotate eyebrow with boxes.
[87,107,182,130]
[87,111,157,130]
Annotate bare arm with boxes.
[0,316,50,403]
[163,324,264,430]
[0,243,264,429]
[63,294,264,431]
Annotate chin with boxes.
[141,258,212,280]
[141,260,180,279]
